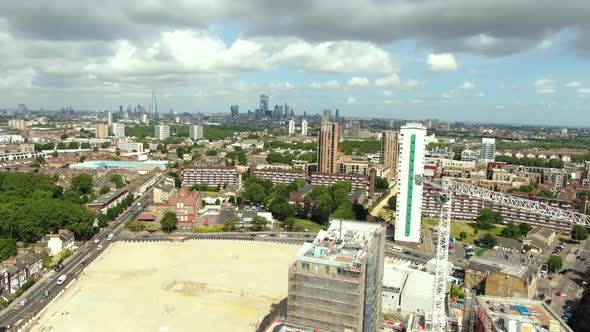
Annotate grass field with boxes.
[449,222,504,244]
[292,218,324,232]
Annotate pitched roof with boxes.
[494,236,522,250]
[16,252,42,266]
[527,226,555,239]
[58,229,74,242]
[168,188,200,207]
[217,208,237,224]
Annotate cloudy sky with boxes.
[1,0,590,126]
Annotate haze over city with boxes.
[1,1,590,126]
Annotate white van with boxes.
[106,234,114,241]
[57,274,67,285]
[391,246,403,253]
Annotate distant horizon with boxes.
[4,106,590,129]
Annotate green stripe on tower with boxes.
[405,134,416,236]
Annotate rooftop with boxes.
[476,295,572,332]
[88,188,127,206]
[69,160,169,170]
[296,219,382,268]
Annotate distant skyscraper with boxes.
[380,130,399,175]
[111,123,125,137]
[154,125,170,141]
[395,123,426,243]
[260,94,269,115]
[119,105,123,113]
[335,108,340,122]
[317,122,340,174]
[350,121,361,138]
[288,119,295,136]
[322,109,332,122]
[95,123,109,139]
[230,105,239,118]
[301,119,308,136]
[150,89,158,119]
[481,138,496,161]
[303,110,307,118]
[284,103,289,117]
[107,111,113,126]
[189,125,203,140]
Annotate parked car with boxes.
[53,263,64,272]
[94,239,100,244]
[57,274,67,285]
[97,244,103,251]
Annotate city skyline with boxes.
[1,1,590,126]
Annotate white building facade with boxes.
[155,125,170,141]
[481,138,496,161]
[288,119,295,136]
[111,123,125,137]
[301,119,308,136]
[189,125,203,140]
[395,123,426,243]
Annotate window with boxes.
[301,263,310,271]
[325,266,330,274]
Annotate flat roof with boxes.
[296,219,382,268]
[88,188,127,205]
[476,295,572,332]
[69,160,169,170]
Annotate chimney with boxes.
[369,168,376,198]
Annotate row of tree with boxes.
[495,155,564,168]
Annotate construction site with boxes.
[31,240,299,332]
[271,220,386,332]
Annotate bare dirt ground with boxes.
[31,240,299,332]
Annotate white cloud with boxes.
[459,81,478,90]
[577,88,590,95]
[346,96,357,104]
[347,77,370,87]
[375,74,401,88]
[383,90,393,96]
[441,92,454,99]
[537,38,554,50]
[309,80,340,89]
[269,82,295,91]
[534,79,556,94]
[565,81,582,88]
[384,99,402,105]
[403,79,424,89]
[426,53,458,72]
[476,92,486,97]
[410,99,424,104]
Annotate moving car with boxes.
[106,233,114,241]
[57,274,67,285]
[97,244,103,251]
[94,239,100,244]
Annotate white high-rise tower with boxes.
[395,123,426,243]
[288,119,295,136]
[301,119,308,136]
[481,138,496,161]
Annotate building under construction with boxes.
[285,219,386,332]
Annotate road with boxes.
[539,238,590,320]
[370,182,397,217]
[0,192,153,330]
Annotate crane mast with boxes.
[417,176,590,332]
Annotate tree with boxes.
[71,173,93,195]
[476,208,502,230]
[80,142,91,149]
[523,244,532,252]
[60,133,68,140]
[374,177,389,192]
[571,225,589,242]
[146,223,158,232]
[244,183,266,203]
[125,220,145,232]
[480,234,497,249]
[284,217,296,231]
[548,255,563,272]
[331,201,356,220]
[160,211,178,233]
[251,216,268,231]
[519,223,532,235]
[459,231,467,240]
[387,196,397,210]
[500,223,521,239]
[206,149,218,156]
[0,238,17,261]
[99,186,110,195]
[223,218,239,232]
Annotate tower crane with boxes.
[416,176,590,332]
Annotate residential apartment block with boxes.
[317,122,340,173]
[251,168,307,185]
[181,166,240,187]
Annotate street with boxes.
[538,237,590,320]
[0,192,153,330]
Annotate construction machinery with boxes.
[417,176,590,332]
